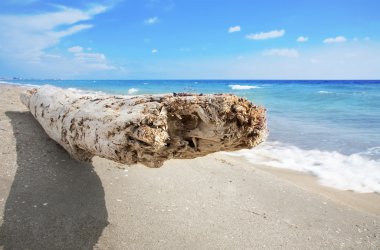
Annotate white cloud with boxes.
[41,53,62,60]
[77,43,380,79]
[0,5,107,60]
[55,24,93,37]
[228,26,241,33]
[74,52,106,63]
[68,46,84,53]
[0,4,119,77]
[246,29,285,40]
[1,5,106,32]
[87,5,109,15]
[152,49,158,53]
[323,36,347,44]
[297,36,309,43]
[67,45,115,70]
[263,49,299,58]
[145,17,159,25]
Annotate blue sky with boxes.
[0,0,379,79]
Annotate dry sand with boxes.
[0,84,379,249]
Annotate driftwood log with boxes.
[21,85,267,167]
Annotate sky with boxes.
[0,0,379,79]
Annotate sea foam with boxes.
[318,90,333,94]
[127,88,139,94]
[229,84,260,90]
[228,141,380,193]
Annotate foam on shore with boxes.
[0,80,39,88]
[228,141,380,193]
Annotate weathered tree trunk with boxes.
[20,85,267,167]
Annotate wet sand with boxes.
[0,84,379,249]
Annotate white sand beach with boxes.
[0,84,380,249]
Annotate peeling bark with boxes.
[21,85,267,167]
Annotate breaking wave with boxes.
[228,141,380,193]
[318,90,333,94]
[229,84,261,90]
[127,88,139,94]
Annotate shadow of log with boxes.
[0,111,108,250]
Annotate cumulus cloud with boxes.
[67,45,115,70]
[228,26,241,33]
[323,36,347,44]
[145,16,159,25]
[263,49,299,58]
[297,36,309,43]
[246,29,285,40]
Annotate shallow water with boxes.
[4,79,380,192]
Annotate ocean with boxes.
[2,79,380,193]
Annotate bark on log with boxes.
[20,85,267,167]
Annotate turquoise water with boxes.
[3,79,380,192]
